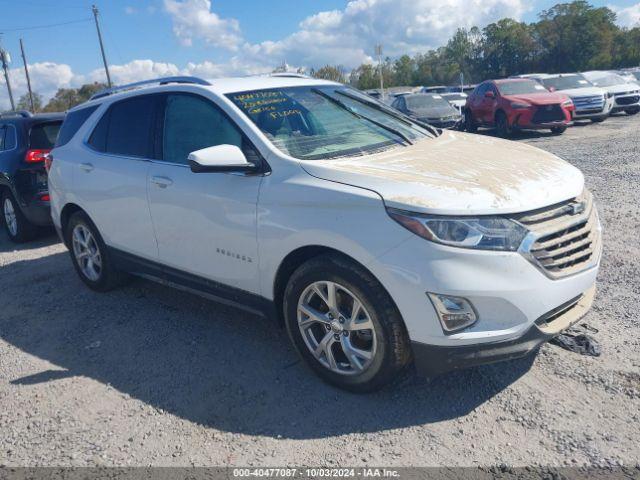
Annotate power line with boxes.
[0,18,91,33]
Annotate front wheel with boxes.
[283,254,411,392]
[550,126,567,135]
[591,117,606,123]
[625,108,639,116]
[495,111,513,137]
[464,110,477,132]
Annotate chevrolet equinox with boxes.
[48,75,602,392]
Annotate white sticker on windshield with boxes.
[534,85,545,90]
[578,80,588,84]
[432,95,442,99]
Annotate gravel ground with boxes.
[1,114,639,468]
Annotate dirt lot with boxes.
[1,114,639,468]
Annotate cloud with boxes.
[0,62,75,110]
[124,6,137,15]
[163,0,242,50]
[164,0,529,69]
[612,2,640,27]
[0,59,268,110]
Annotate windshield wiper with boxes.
[335,90,440,137]
[312,88,413,146]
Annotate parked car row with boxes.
[0,74,602,392]
[370,69,639,137]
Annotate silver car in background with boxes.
[582,71,640,115]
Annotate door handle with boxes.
[150,176,173,188]
[79,162,94,173]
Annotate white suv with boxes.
[48,75,602,392]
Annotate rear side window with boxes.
[56,106,98,147]
[30,122,62,149]
[94,95,156,158]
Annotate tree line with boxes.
[6,0,639,113]
[317,1,640,89]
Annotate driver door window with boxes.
[163,94,243,165]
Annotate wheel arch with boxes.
[59,203,86,247]
[272,245,398,328]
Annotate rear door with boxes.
[74,95,159,260]
[146,92,263,294]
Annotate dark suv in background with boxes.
[0,111,65,242]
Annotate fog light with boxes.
[427,293,478,333]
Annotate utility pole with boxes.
[20,38,35,112]
[92,4,112,87]
[375,44,384,101]
[0,40,16,111]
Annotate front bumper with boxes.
[411,285,595,375]
[612,94,640,112]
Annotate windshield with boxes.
[588,74,627,87]
[227,86,432,160]
[632,72,640,81]
[497,80,548,95]
[442,93,466,101]
[405,94,451,109]
[541,75,592,91]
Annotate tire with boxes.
[283,253,411,392]
[65,211,128,292]
[464,110,477,132]
[495,111,512,138]
[591,117,606,123]
[550,126,566,135]
[625,108,639,116]
[2,190,37,243]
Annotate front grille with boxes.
[615,95,639,106]
[572,95,604,112]
[531,104,565,123]
[513,190,601,278]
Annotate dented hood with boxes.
[299,130,584,215]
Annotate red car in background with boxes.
[464,79,575,136]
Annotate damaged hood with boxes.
[299,130,584,215]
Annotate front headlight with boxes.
[562,99,573,107]
[387,208,528,251]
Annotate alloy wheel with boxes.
[3,198,18,237]
[297,281,377,376]
[71,224,102,282]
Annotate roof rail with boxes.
[269,72,308,79]
[0,110,33,119]
[90,76,212,100]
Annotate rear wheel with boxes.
[495,111,512,138]
[464,110,477,132]
[283,254,411,392]
[550,126,567,135]
[2,190,37,243]
[66,211,128,292]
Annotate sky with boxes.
[1,0,639,109]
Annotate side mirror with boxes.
[484,91,495,99]
[188,145,256,173]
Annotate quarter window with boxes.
[56,106,98,147]
[0,126,5,151]
[4,125,16,150]
[162,94,243,165]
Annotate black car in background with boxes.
[391,93,462,129]
[0,111,65,242]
